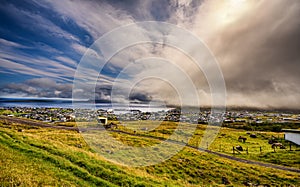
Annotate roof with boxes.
[282,129,300,133]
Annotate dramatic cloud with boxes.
[200,0,300,108]
[1,0,299,109]
[1,78,72,98]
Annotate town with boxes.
[1,107,300,128]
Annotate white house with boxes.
[282,129,300,145]
[97,116,108,125]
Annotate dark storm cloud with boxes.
[207,0,300,108]
[1,78,73,98]
[129,92,152,103]
[1,77,111,100]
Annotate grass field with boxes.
[105,120,300,168]
[207,128,300,168]
[0,119,299,186]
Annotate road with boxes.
[1,115,299,174]
[0,115,79,131]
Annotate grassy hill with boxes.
[0,119,299,186]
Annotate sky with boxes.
[0,0,300,109]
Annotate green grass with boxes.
[206,128,300,168]
[106,121,300,168]
[223,121,300,132]
[0,123,165,186]
[0,119,299,186]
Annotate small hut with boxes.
[97,116,108,125]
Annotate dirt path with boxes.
[1,116,299,174]
[0,116,79,131]
[200,148,300,173]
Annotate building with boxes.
[282,129,300,145]
[97,116,108,125]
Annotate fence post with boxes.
[233,146,235,154]
[246,147,248,155]
[260,146,262,153]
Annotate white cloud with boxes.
[0,38,25,48]
[55,56,78,67]
[41,0,135,40]
[71,43,89,55]
[0,51,75,82]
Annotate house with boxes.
[282,129,300,145]
[97,116,108,125]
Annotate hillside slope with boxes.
[0,120,299,186]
